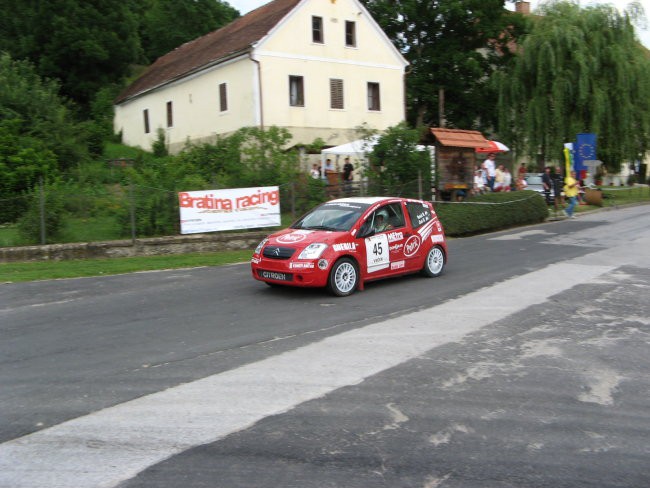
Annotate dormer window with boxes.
[312,16,323,43]
[345,21,356,47]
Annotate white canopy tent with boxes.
[320,136,380,168]
[320,136,432,174]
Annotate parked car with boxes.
[525,173,553,203]
[251,197,447,296]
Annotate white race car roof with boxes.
[329,197,400,205]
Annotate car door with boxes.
[403,200,437,271]
[360,203,408,278]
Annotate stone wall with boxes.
[0,231,268,263]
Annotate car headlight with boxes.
[254,238,268,254]
[298,243,328,260]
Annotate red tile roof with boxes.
[430,128,489,148]
[115,0,302,104]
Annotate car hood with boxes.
[266,228,348,247]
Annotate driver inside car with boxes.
[374,210,392,232]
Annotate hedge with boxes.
[435,191,548,237]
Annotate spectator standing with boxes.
[482,153,497,191]
[323,158,334,182]
[310,163,320,179]
[342,157,354,194]
[518,163,527,181]
[542,166,553,205]
[564,170,580,218]
[552,166,564,209]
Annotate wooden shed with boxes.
[430,128,489,198]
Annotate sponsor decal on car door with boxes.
[365,234,390,273]
[365,230,408,274]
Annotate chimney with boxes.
[515,1,531,15]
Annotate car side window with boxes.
[406,202,432,229]
[367,203,405,233]
[386,203,405,229]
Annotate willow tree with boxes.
[493,1,650,171]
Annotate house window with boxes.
[330,79,344,109]
[289,76,304,107]
[345,21,356,47]
[367,82,380,111]
[219,83,228,112]
[312,16,323,43]
[143,109,150,134]
[166,101,173,127]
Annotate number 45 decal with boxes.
[366,234,390,273]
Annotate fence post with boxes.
[39,177,46,245]
[129,180,136,245]
[418,170,423,200]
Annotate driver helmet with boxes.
[377,210,388,220]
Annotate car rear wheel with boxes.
[327,258,359,297]
[421,245,445,277]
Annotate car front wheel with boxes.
[421,245,445,277]
[327,258,359,297]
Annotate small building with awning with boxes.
[430,128,489,199]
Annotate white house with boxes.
[114,0,408,154]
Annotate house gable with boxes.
[256,0,407,68]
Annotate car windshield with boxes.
[291,201,370,232]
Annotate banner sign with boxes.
[179,186,281,234]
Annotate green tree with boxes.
[140,0,239,62]
[362,0,525,130]
[0,0,142,114]
[493,1,650,171]
[366,123,432,198]
[0,53,89,169]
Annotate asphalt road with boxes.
[1,204,649,487]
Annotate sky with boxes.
[225,0,650,49]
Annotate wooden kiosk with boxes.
[430,128,490,200]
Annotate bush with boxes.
[435,190,547,237]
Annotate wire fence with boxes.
[1,178,648,248]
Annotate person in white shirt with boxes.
[482,153,497,191]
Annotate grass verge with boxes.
[0,249,254,283]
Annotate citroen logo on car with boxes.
[273,248,280,256]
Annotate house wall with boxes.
[115,57,259,152]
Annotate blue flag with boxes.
[574,133,597,175]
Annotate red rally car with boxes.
[251,197,447,296]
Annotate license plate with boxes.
[259,270,293,282]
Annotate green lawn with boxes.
[0,249,254,283]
